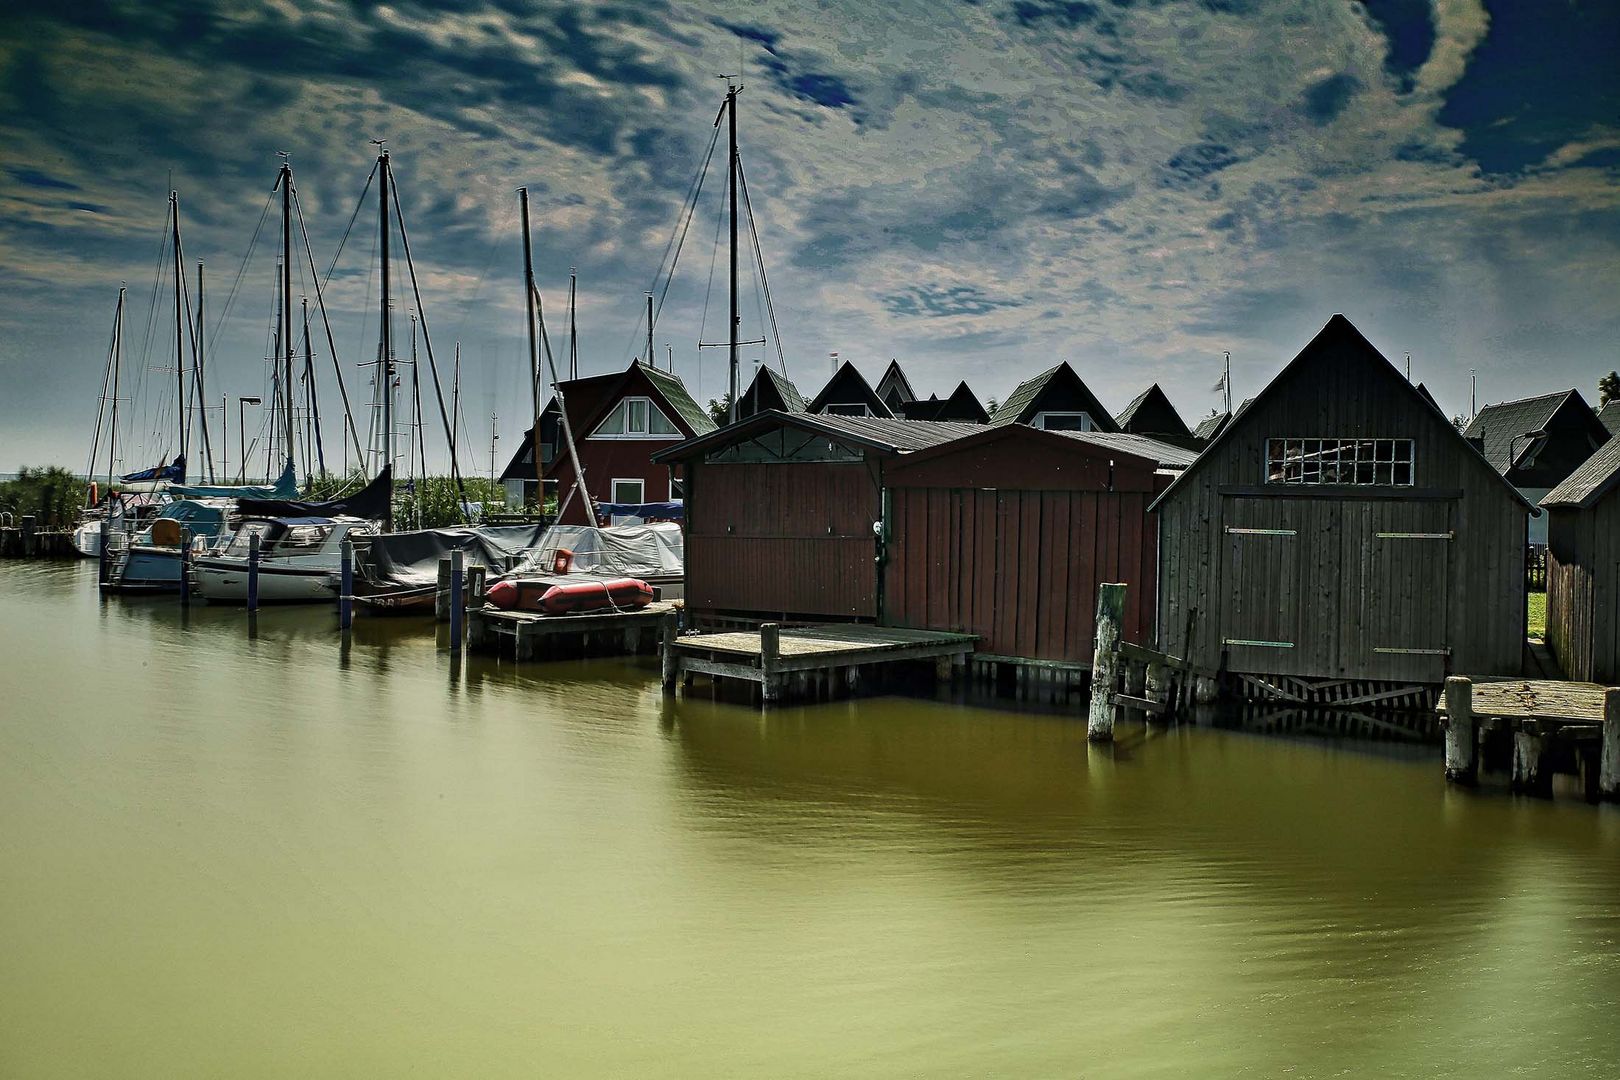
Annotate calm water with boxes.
[2,562,1617,1078]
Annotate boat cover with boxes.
[121,454,185,483]
[362,523,551,588]
[171,458,297,500]
[238,465,392,520]
[514,522,684,579]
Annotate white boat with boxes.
[193,516,378,604]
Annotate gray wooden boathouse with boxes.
[1152,314,1533,701]
[1542,437,1620,683]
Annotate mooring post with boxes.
[435,556,452,622]
[760,622,782,705]
[1512,724,1549,797]
[21,515,36,557]
[1087,583,1127,742]
[178,527,192,606]
[97,519,110,587]
[660,615,678,695]
[246,531,261,613]
[467,565,487,607]
[339,537,354,630]
[1443,676,1477,785]
[448,549,465,650]
[1599,687,1620,801]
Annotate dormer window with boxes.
[1033,411,1094,431]
[825,403,871,417]
[593,396,680,439]
[1266,438,1414,485]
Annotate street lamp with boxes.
[237,396,262,482]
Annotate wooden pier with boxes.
[1440,676,1619,800]
[466,601,680,662]
[665,623,976,704]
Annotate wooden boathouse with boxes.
[1463,388,1612,544]
[652,411,980,622]
[1542,437,1620,683]
[1152,314,1533,703]
[883,425,1192,664]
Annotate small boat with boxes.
[193,516,378,604]
[72,492,167,558]
[102,498,237,593]
[348,521,550,614]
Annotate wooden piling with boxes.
[246,532,261,612]
[178,528,192,606]
[339,538,354,630]
[1086,583,1126,742]
[1443,676,1477,785]
[660,615,678,694]
[1600,688,1620,801]
[760,623,782,704]
[20,515,36,557]
[97,519,110,587]
[1512,726,1549,797]
[448,549,465,649]
[435,556,452,622]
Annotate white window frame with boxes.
[610,477,646,505]
[1265,437,1415,486]
[823,402,871,417]
[1032,410,1095,431]
[591,396,682,440]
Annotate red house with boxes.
[538,361,715,524]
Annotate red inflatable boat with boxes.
[486,576,654,615]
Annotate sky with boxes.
[0,0,1617,477]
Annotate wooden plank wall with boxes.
[686,460,881,618]
[1156,332,1527,682]
[886,487,1157,662]
[1546,502,1620,682]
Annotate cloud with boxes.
[880,285,1023,318]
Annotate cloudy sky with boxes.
[1,0,1616,475]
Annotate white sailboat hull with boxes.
[192,556,338,604]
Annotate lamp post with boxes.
[238,396,262,482]
[1509,429,1548,472]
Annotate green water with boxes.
[1,562,1617,1078]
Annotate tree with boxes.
[706,394,733,425]
[985,397,999,417]
[1600,370,1619,406]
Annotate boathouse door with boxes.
[1218,498,1305,674]
[1357,500,1452,685]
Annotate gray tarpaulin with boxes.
[362,523,551,588]
[513,522,684,579]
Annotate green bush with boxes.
[0,466,91,528]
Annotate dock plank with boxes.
[1437,678,1610,724]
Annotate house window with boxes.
[611,478,646,505]
[1033,411,1094,431]
[1266,438,1415,486]
[825,402,870,417]
[593,397,680,438]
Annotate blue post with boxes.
[339,537,354,630]
[448,548,464,649]
[247,531,260,612]
[178,527,191,606]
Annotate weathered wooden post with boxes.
[97,519,111,587]
[1443,676,1477,785]
[246,531,261,613]
[21,515,36,557]
[467,565,487,607]
[1599,688,1620,801]
[339,537,354,630]
[178,527,192,606]
[1087,583,1127,742]
[1145,660,1171,712]
[448,549,465,649]
[660,614,678,695]
[435,556,452,621]
[1512,724,1548,797]
[760,622,782,705]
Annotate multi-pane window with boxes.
[1266,438,1414,486]
[593,396,680,438]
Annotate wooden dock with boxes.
[466,601,679,662]
[666,623,976,704]
[1439,677,1619,800]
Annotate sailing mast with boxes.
[106,287,125,492]
[568,270,578,379]
[726,80,741,423]
[377,145,394,531]
[279,158,296,481]
[195,260,214,481]
[520,186,541,501]
[304,298,324,476]
[170,192,188,468]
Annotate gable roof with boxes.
[1115,383,1193,439]
[652,409,980,463]
[1192,411,1230,442]
[1152,314,1535,512]
[639,362,717,435]
[738,366,807,416]
[1462,389,1587,474]
[1056,430,1197,470]
[1599,400,1620,439]
[1542,437,1620,509]
[898,381,990,424]
[808,361,894,419]
[874,360,917,410]
[988,361,1119,432]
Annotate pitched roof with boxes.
[639,362,717,435]
[1542,437,1620,509]
[1192,411,1230,442]
[874,360,917,410]
[899,381,989,424]
[1115,383,1193,439]
[807,361,894,419]
[652,409,980,462]
[1462,389,1578,473]
[1056,430,1197,470]
[762,367,806,412]
[1599,400,1620,439]
[1152,314,1535,512]
[988,361,1120,432]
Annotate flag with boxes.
[1212,369,1227,393]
